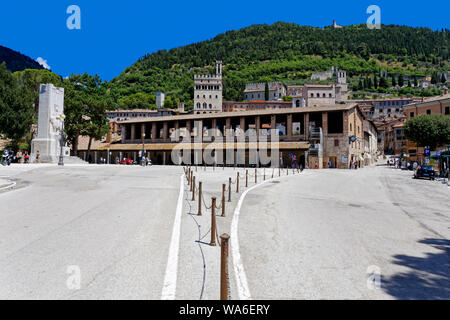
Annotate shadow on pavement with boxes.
[384,238,450,299]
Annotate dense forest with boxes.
[0,45,44,72]
[107,22,450,109]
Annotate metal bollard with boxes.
[192,176,196,201]
[264,168,266,181]
[198,181,202,216]
[272,168,274,179]
[279,167,281,177]
[246,170,248,187]
[228,177,231,202]
[222,184,226,217]
[220,233,230,300]
[236,172,239,193]
[255,168,257,184]
[210,197,217,246]
[190,172,193,191]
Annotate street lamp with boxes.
[58,114,66,166]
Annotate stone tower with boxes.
[193,61,223,114]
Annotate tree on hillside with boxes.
[63,74,111,157]
[398,74,404,87]
[358,79,364,91]
[0,63,34,148]
[391,75,397,87]
[413,76,418,87]
[379,76,389,89]
[13,69,62,116]
[441,73,447,84]
[404,115,450,150]
[374,74,378,89]
[431,72,438,84]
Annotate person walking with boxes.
[35,150,40,164]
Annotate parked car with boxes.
[414,166,436,180]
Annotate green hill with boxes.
[0,45,44,72]
[107,22,450,109]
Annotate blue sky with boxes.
[0,0,448,80]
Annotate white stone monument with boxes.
[31,84,67,163]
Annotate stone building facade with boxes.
[193,61,223,114]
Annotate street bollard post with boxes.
[210,197,217,246]
[198,181,202,216]
[246,170,248,187]
[222,184,226,217]
[192,176,196,201]
[255,168,257,184]
[228,177,231,202]
[236,172,239,193]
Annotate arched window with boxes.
[203,103,207,109]
[323,93,326,98]
[317,93,320,98]
[350,123,353,131]
[209,104,212,109]
[329,93,332,97]
[311,93,314,97]
[197,103,201,109]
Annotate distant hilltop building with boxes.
[244,82,286,101]
[193,61,223,114]
[332,20,343,28]
[311,66,346,84]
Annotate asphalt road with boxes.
[1,164,448,300]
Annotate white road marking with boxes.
[231,169,307,300]
[161,174,185,300]
[231,172,278,300]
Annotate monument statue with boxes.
[31,84,69,163]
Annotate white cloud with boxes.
[36,57,51,70]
